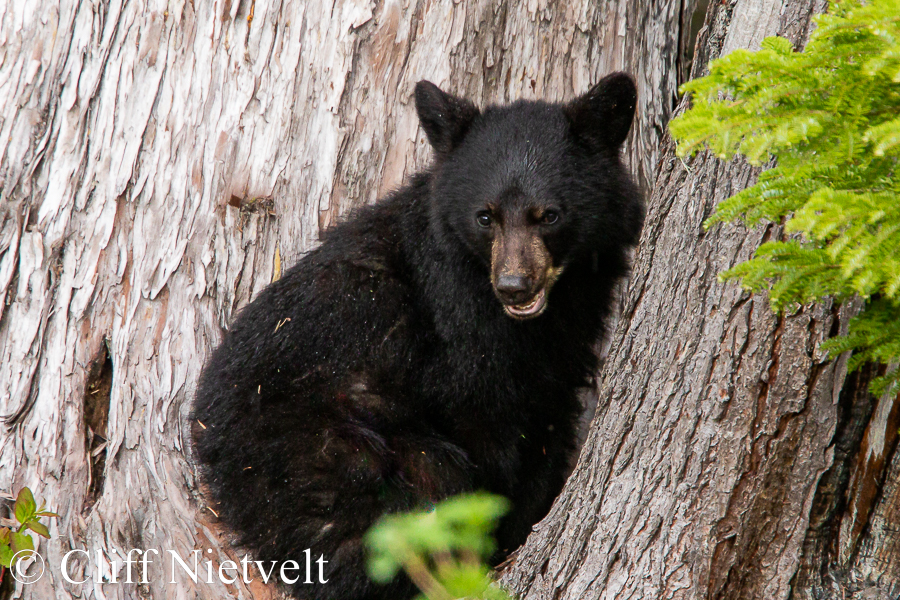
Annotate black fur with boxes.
[192,73,643,600]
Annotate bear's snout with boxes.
[495,274,534,304]
[490,227,556,319]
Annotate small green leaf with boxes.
[35,511,60,518]
[11,531,34,554]
[366,553,402,583]
[14,487,36,525]
[0,543,13,568]
[0,527,9,544]
[26,521,50,539]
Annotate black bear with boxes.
[192,72,643,600]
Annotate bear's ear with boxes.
[415,81,480,156]
[565,72,637,151]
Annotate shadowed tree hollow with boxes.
[0,0,897,600]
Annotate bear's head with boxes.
[415,74,642,320]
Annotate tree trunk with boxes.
[501,0,900,599]
[0,1,694,599]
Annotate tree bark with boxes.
[502,0,900,599]
[0,1,694,599]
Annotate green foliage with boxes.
[670,0,900,395]
[364,492,513,600]
[0,487,57,575]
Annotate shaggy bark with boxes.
[501,0,900,599]
[0,1,695,599]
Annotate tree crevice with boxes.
[83,342,112,515]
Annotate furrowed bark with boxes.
[0,1,694,598]
[792,365,900,599]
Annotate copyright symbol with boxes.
[10,550,45,584]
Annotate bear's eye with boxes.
[542,210,560,225]
[476,212,493,228]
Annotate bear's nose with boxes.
[496,275,533,304]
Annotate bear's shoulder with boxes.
[206,185,428,390]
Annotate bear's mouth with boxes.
[503,288,548,320]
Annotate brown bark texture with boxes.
[501,0,900,599]
[0,0,695,599]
